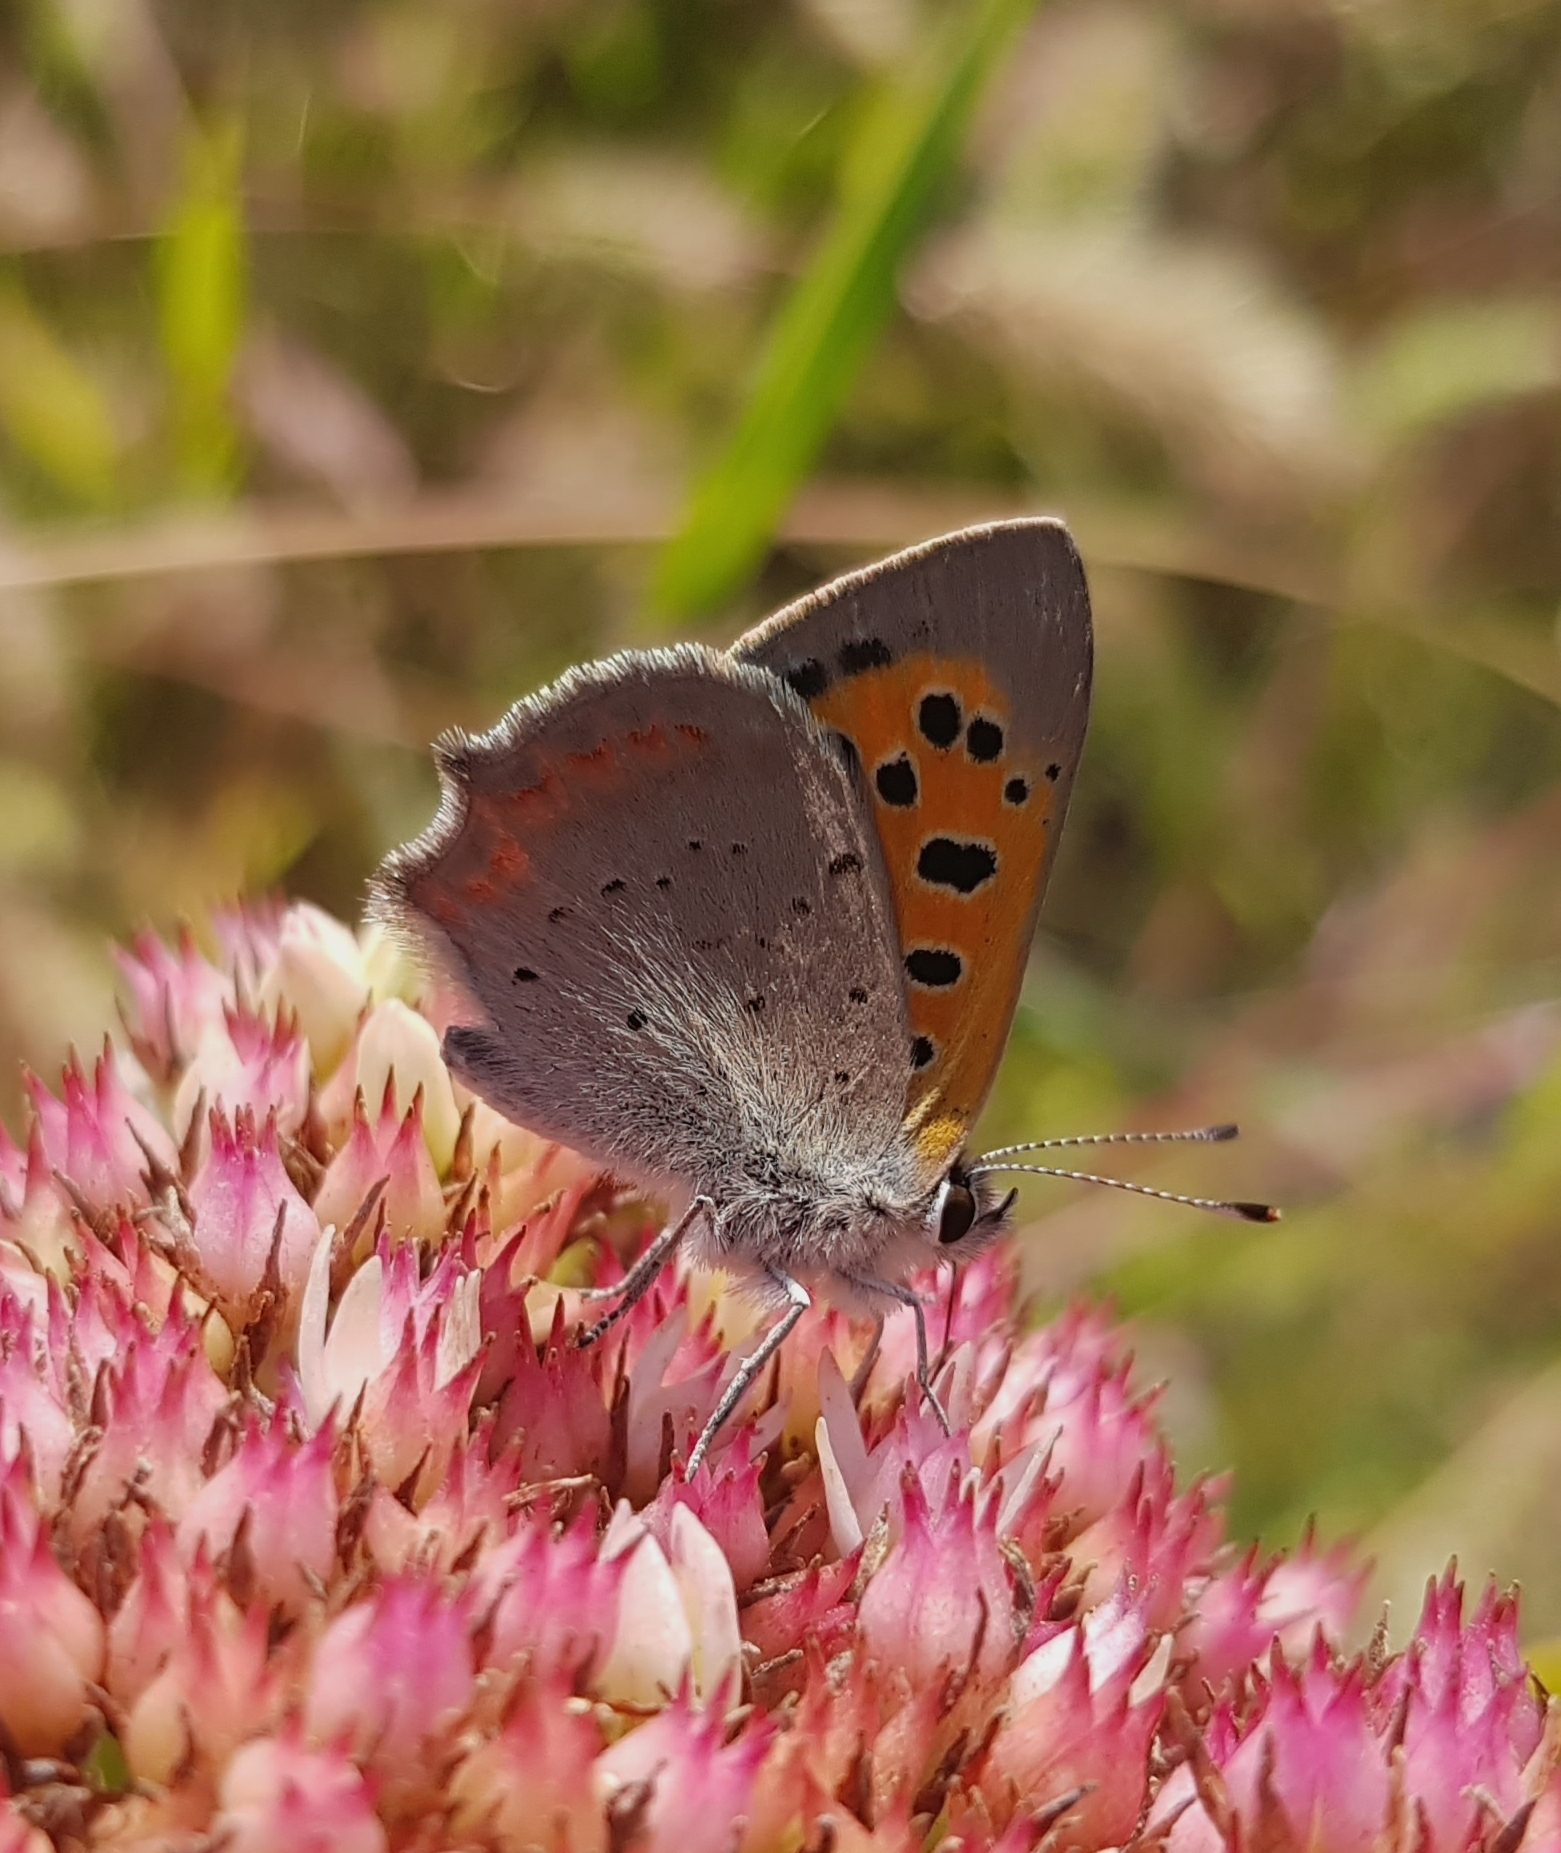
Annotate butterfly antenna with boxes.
[976,1124,1239,1162]
[963,1160,1279,1224]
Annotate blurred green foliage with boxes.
[2,0,1560,1634]
[655,0,1033,614]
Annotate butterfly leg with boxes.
[685,1269,811,1478]
[574,1195,713,1347]
[847,1277,952,1439]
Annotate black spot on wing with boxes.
[1045,763,1062,782]
[917,837,998,895]
[548,906,570,923]
[626,1009,647,1030]
[655,875,672,889]
[828,852,862,877]
[874,755,918,807]
[905,948,963,988]
[602,878,626,895]
[791,896,811,917]
[512,967,539,983]
[838,637,893,674]
[784,659,829,700]
[849,986,868,1004]
[912,1036,936,1070]
[1004,776,1030,806]
[744,994,765,1016]
[966,717,1003,763]
[918,692,961,749]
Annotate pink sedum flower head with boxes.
[981,1572,1169,1843]
[857,1461,1023,1697]
[0,901,1551,1852]
[256,900,378,1071]
[313,1080,446,1249]
[332,998,463,1172]
[449,1666,607,1853]
[1148,1583,1560,1853]
[302,1575,476,1782]
[216,1732,388,1853]
[593,1684,773,1853]
[1180,1527,1367,1703]
[176,1415,337,1617]
[0,1460,105,1755]
[23,1042,176,1217]
[183,1103,321,1329]
[0,1293,74,1502]
[121,1552,280,1785]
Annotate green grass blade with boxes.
[155,121,249,493]
[652,0,1037,621]
[0,279,120,508]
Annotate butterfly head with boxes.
[928,1158,1017,1254]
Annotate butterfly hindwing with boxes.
[371,645,917,1191]
[732,520,1093,1166]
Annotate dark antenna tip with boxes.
[1234,1201,1281,1223]
[1209,1123,1240,1142]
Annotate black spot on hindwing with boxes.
[918,692,962,748]
[917,836,998,895]
[905,948,963,988]
[874,756,918,807]
[966,716,1003,762]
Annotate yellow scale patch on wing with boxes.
[810,653,1053,1159]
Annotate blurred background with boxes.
[2,0,1560,1640]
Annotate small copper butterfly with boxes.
[373,521,1272,1470]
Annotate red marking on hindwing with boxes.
[418,888,466,928]
[488,837,528,880]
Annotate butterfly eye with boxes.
[936,1178,977,1246]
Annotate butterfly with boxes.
[373,519,1270,1471]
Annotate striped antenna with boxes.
[977,1124,1238,1163]
[964,1159,1279,1224]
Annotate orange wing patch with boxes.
[810,653,1054,1142]
[413,725,714,920]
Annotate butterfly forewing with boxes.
[732,521,1093,1165]
[372,646,916,1192]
